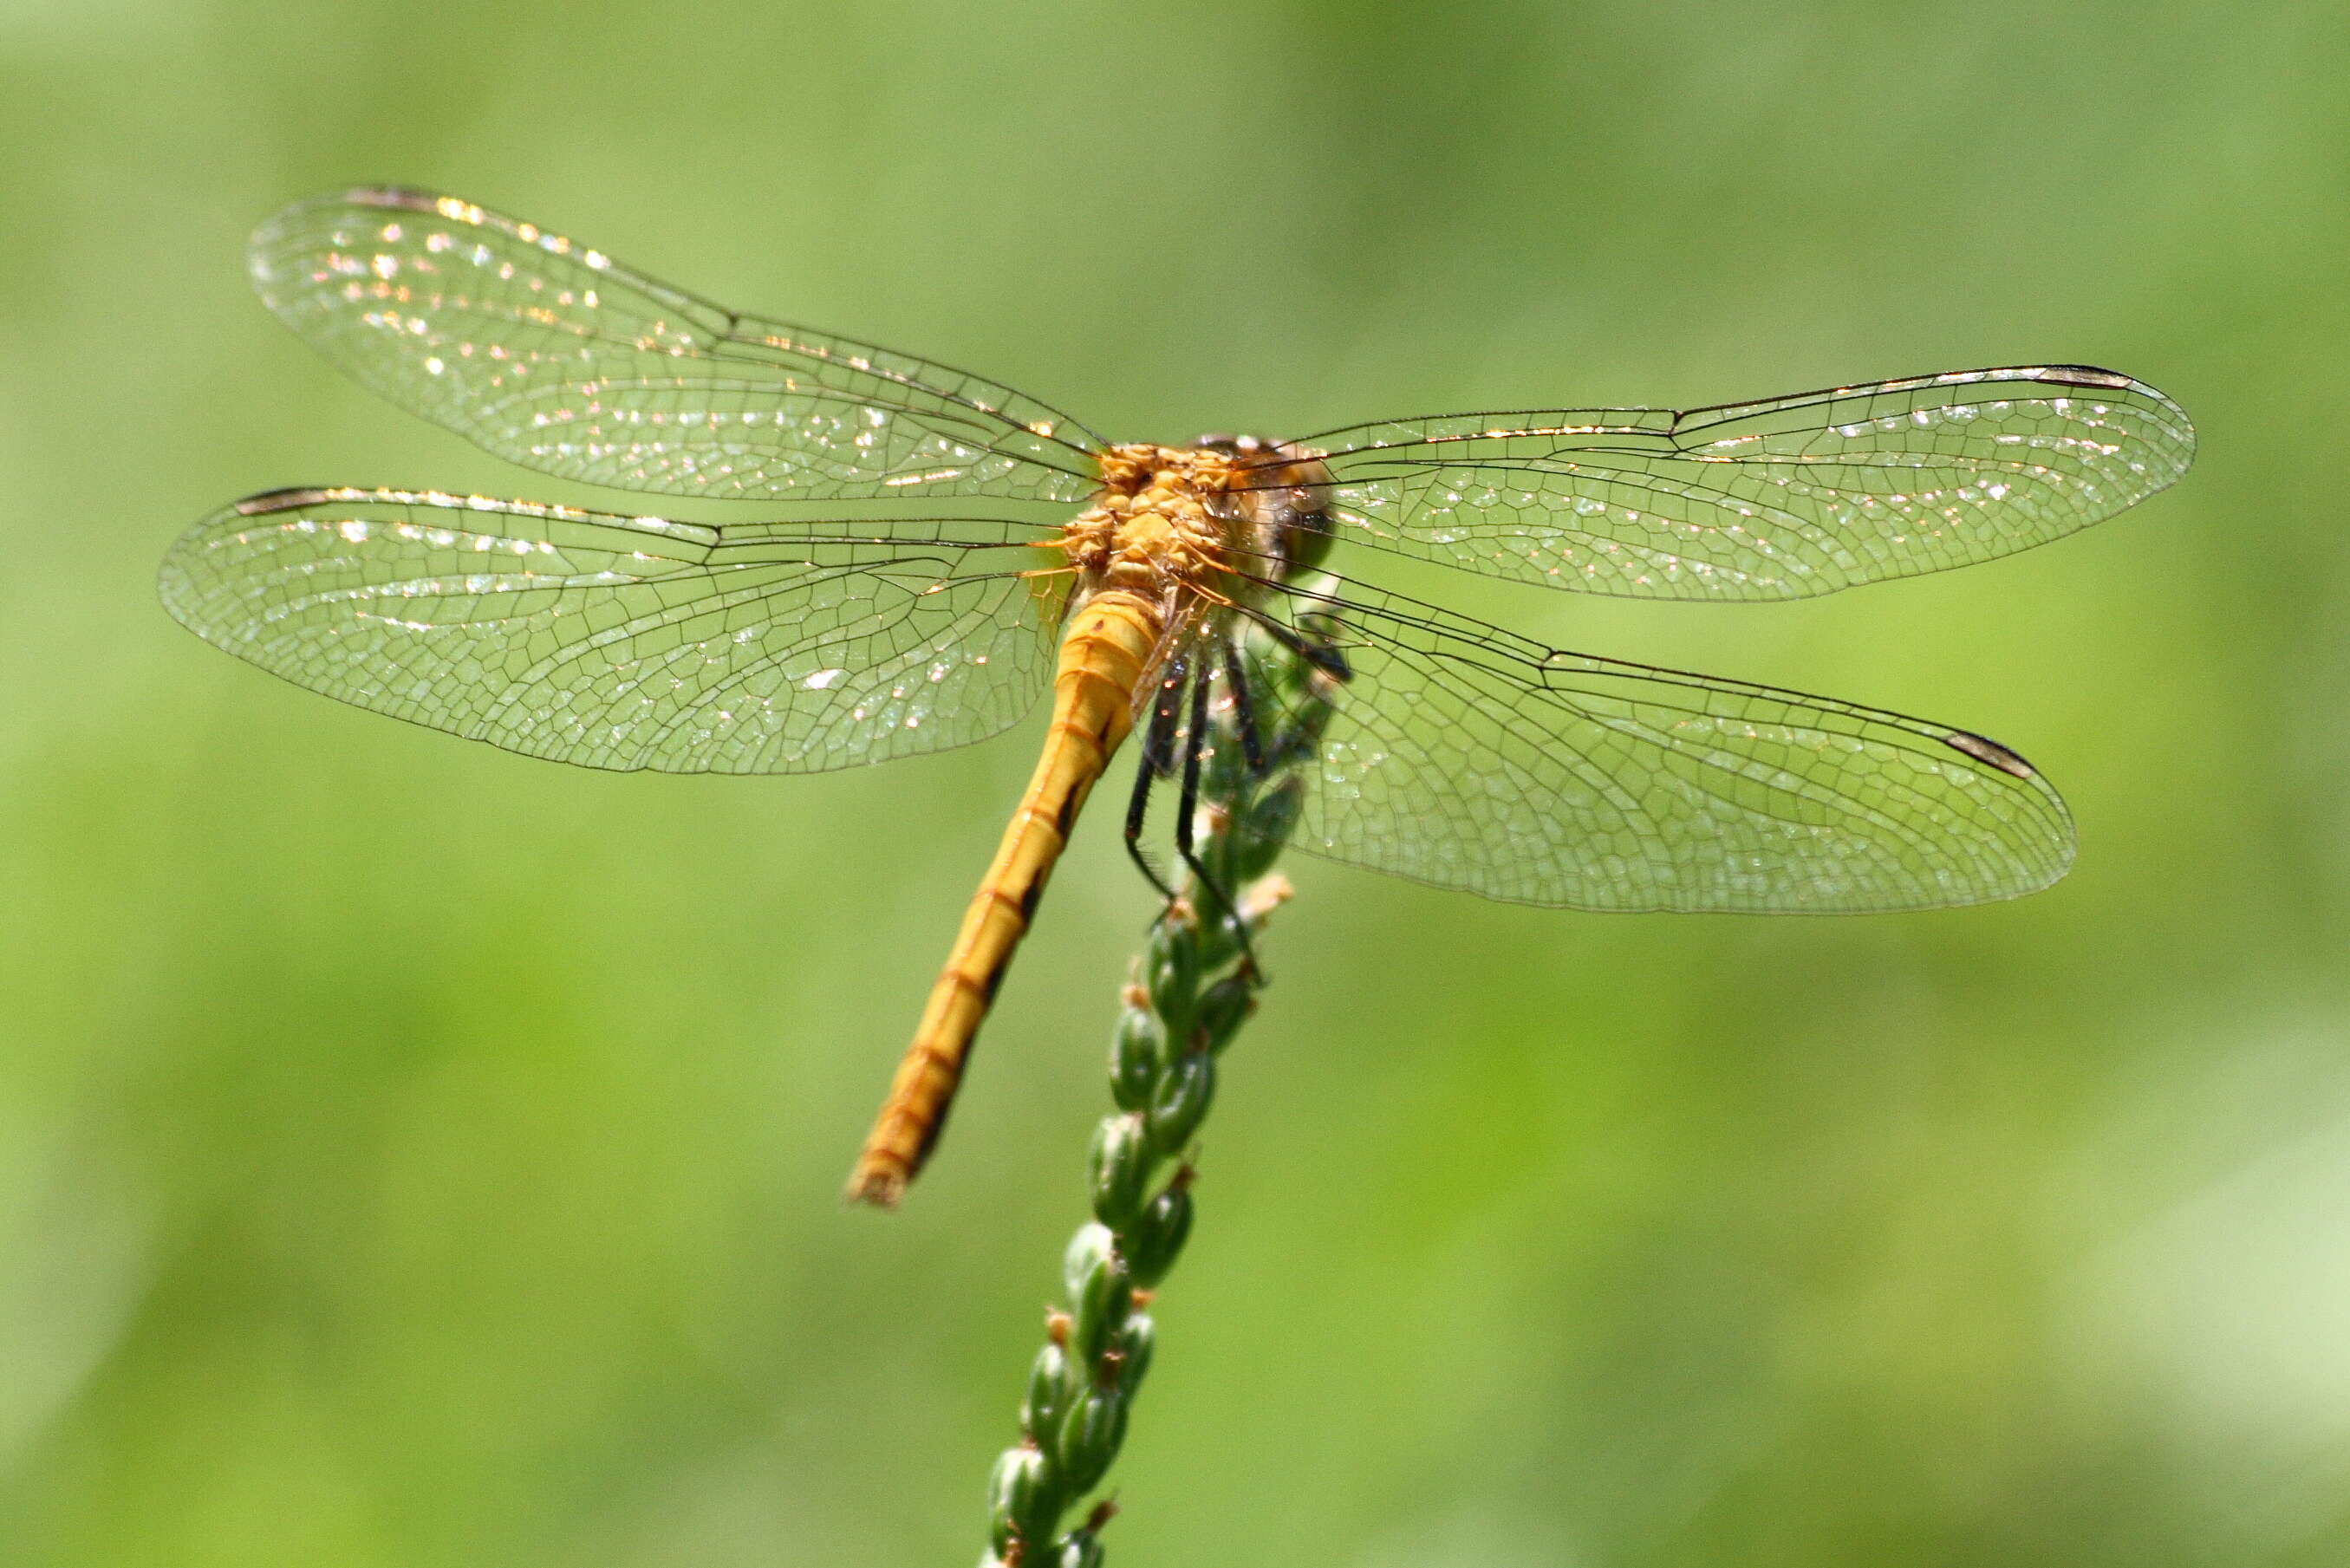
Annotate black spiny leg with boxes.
[1173,658,1259,973]
[1221,636,1267,778]
[1122,663,1188,901]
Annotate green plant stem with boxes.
[978,628,1336,1568]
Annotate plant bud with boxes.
[1021,1341,1071,1440]
[1067,1246,1134,1368]
[1195,976,1253,1055]
[986,1445,1058,1558]
[1087,1115,1151,1230]
[1061,1223,1116,1304]
[1232,777,1303,878]
[1111,1311,1155,1395]
[1145,1050,1215,1155]
[1109,1006,1162,1110]
[1144,919,1200,1029]
[1056,1388,1129,1493]
[1124,1184,1195,1288]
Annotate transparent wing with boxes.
[249,188,1106,504]
[1279,367,2192,601]
[159,488,1066,774]
[1237,572,2073,912]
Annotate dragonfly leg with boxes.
[1220,637,1268,777]
[1121,664,1187,900]
[1172,664,1260,976]
[1228,598,1353,687]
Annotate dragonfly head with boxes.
[1192,433,1336,582]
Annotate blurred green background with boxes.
[3,1,2347,1564]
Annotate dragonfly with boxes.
[159,189,2196,1207]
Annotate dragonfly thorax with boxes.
[1064,443,1251,608]
[1062,436,1335,618]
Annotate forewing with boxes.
[159,489,1064,773]
[1293,367,2193,600]
[248,189,1104,504]
[1243,575,2073,911]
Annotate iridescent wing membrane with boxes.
[1227,572,2072,912]
[1285,368,2194,599]
[162,187,2195,906]
[246,188,1105,504]
[162,491,1059,773]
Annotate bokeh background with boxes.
[4,2,2347,1564]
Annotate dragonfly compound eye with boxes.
[1278,504,1335,576]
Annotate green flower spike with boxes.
[976,628,1338,1566]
